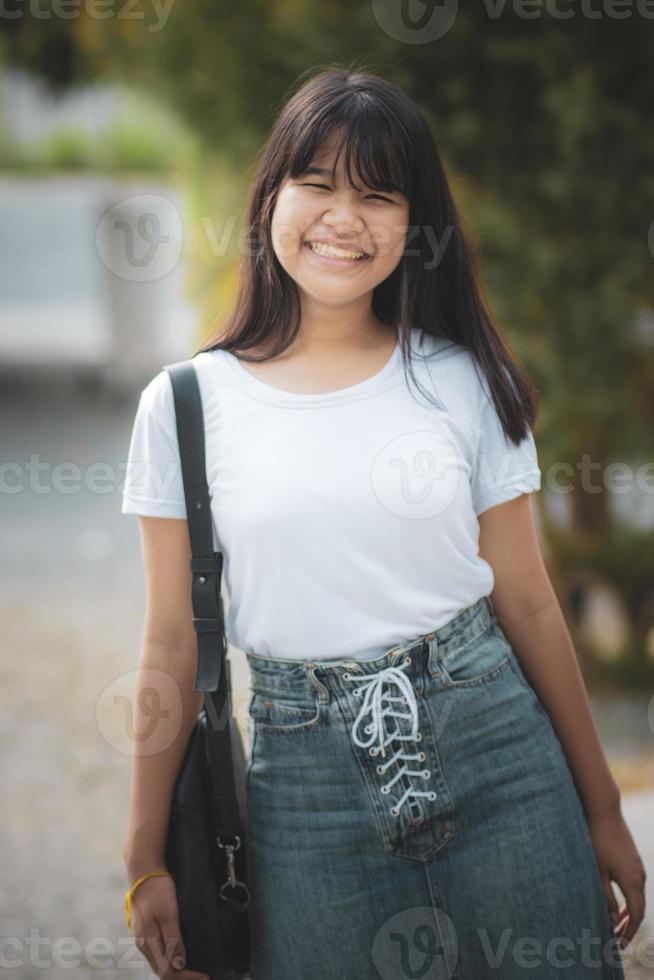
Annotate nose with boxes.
[322,196,365,235]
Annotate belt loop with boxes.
[304,663,331,704]
[425,633,440,679]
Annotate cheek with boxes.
[271,202,314,261]
[369,213,409,266]
[271,223,301,263]
[271,185,315,234]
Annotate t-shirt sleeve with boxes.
[470,389,542,517]
[120,369,187,519]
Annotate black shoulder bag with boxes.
[163,358,251,980]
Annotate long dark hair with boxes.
[196,65,539,444]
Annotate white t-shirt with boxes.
[121,327,541,662]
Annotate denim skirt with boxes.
[244,595,625,979]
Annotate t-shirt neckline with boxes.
[219,336,403,407]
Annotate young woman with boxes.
[121,67,645,980]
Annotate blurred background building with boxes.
[0,67,197,389]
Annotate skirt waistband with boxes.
[245,594,497,678]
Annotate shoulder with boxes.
[138,365,175,411]
[140,350,229,414]
[407,327,490,422]
[408,326,464,359]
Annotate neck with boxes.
[294,296,395,354]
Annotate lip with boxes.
[303,240,372,267]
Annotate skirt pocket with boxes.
[248,687,325,735]
[438,620,513,688]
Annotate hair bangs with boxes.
[286,108,411,198]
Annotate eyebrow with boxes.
[300,166,333,177]
[298,166,401,194]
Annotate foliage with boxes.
[0,81,199,175]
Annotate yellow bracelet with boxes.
[124,870,172,934]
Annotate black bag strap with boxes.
[165,359,243,842]
[165,359,224,693]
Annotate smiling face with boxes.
[270,131,410,311]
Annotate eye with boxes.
[300,182,398,205]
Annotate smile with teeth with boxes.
[305,241,369,261]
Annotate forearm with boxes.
[497,598,621,820]
[123,637,204,881]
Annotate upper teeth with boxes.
[308,241,366,260]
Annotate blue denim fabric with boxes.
[244,595,625,979]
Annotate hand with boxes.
[129,873,209,980]
[588,804,647,950]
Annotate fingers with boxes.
[613,867,647,948]
[128,875,211,979]
[603,878,629,939]
[137,938,209,979]
[135,928,168,977]
[135,921,208,980]
[612,903,629,928]
[603,879,621,921]
[158,910,187,972]
[602,871,644,952]
[156,915,209,978]
[613,904,630,946]
[133,919,179,978]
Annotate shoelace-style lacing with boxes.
[343,656,437,818]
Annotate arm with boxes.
[123,515,204,881]
[478,494,619,818]
[478,493,646,947]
